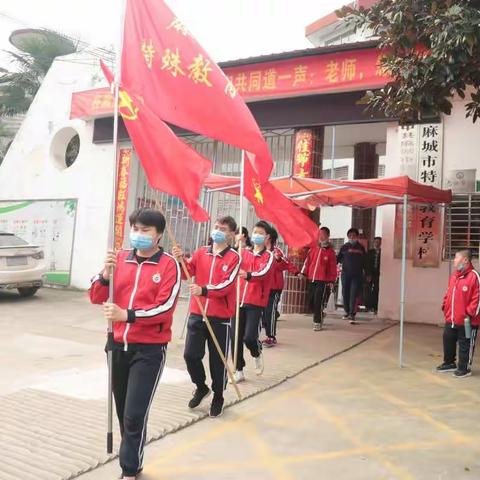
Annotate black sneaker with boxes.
[342,314,350,320]
[435,362,457,373]
[188,386,211,409]
[349,315,357,325]
[453,369,472,378]
[209,396,224,418]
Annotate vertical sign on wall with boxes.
[114,148,132,251]
[293,129,314,178]
[393,203,414,259]
[398,125,418,179]
[416,123,443,188]
[413,204,441,267]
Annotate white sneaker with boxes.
[254,352,264,375]
[313,322,322,331]
[229,370,245,384]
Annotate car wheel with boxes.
[17,287,39,297]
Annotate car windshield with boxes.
[0,234,29,247]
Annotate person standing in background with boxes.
[337,228,366,325]
[365,237,382,315]
[262,226,300,346]
[300,226,337,331]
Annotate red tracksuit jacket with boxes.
[270,246,300,291]
[183,245,241,319]
[442,265,480,327]
[89,249,181,349]
[240,247,274,308]
[301,244,337,283]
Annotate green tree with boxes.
[337,0,480,123]
[0,30,77,117]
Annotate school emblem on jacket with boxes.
[152,273,161,284]
[463,286,468,292]
[222,265,228,272]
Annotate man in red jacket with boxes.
[232,220,274,383]
[437,249,480,378]
[89,208,181,480]
[300,226,337,331]
[173,216,240,418]
[262,226,300,347]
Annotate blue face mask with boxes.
[130,232,155,250]
[457,263,465,272]
[348,238,356,245]
[211,229,227,244]
[252,233,265,245]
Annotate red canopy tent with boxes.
[204,174,453,367]
[205,174,452,207]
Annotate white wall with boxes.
[379,98,480,324]
[0,53,115,289]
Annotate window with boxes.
[322,166,349,180]
[445,194,480,259]
[378,164,385,178]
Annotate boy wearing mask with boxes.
[90,208,181,480]
[437,249,480,378]
[173,216,241,418]
[337,228,366,324]
[300,226,337,331]
[232,221,274,383]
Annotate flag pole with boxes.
[106,0,127,455]
[233,151,245,372]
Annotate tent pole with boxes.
[448,203,452,277]
[330,125,336,179]
[399,194,408,368]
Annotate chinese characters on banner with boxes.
[398,125,419,179]
[417,123,443,189]
[413,204,441,267]
[114,149,132,250]
[70,48,391,119]
[293,130,314,177]
[393,203,414,259]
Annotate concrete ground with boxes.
[78,324,480,480]
[1,287,392,480]
[4,287,480,479]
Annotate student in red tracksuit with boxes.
[262,226,300,347]
[89,208,181,480]
[437,249,480,378]
[173,216,240,418]
[300,226,337,331]
[232,221,274,383]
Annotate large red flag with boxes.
[120,0,272,183]
[101,61,211,222]
[244,156,318,248]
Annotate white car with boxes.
[0,232,47,297]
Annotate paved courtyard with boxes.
[2,288,479,480]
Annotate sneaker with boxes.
[188,385,211,409]
[254,352,264,375]
[229,370,245,384]
[453,369,472,378]
[349,316,357,325]
[435,362,457,373]
[209,396,224,418]
[342,314,350,320]
[262,337,276,348]
[313,322,322,331]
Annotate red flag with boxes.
[101,61,211,222]
[121,0,272,183]
[244,155,318,248]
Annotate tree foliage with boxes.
[337,0,480,123]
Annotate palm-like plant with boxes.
[0,29,78,116]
